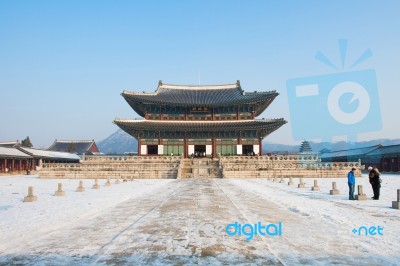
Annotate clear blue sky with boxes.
[1,1,399,148]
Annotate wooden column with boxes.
[259,138,262,156]
[138,137,141,156]
[12,159,15,172]
[19,160,22,171]
[212,138,216,158]
[184,138,188,158]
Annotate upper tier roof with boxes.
[122,81,278,117]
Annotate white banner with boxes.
[141,145,147,155]
[158,145,164,155]
[237,145,242,155]
[253,145,259,154]
[206,145,212,155]
[188,145,194,155]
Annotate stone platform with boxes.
[39,155,361,179]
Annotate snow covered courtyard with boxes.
[0,174,399,265]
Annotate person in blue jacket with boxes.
[347,168,356,200]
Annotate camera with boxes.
[287,69,382,140]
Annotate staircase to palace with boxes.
[178,158,222,179]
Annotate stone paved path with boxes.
[1,179,396,265]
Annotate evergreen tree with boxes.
[21,136,33,148]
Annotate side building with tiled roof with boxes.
[320,145,381,162]
[114,80,287,158]
[364,144,400,172]
[320,144,400,172]
[0,146,80,174]
[48,140,101,155]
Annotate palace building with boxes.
[114,81,286,158]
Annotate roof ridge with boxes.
[160,83,239,90]
[55,140,94,143]
[324,144,381,153]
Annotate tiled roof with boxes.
[114,118,287,138]
[0,147,31,158]
[320,145,381,159]
[48,140,98,155]
[18,147,80,161]
[0,141,19,148]
[366,144,400,156]
[122,82,278,116]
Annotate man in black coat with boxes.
[368,166,381,200]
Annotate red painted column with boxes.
[212,138,216,158]
[12,159,15,172]
[259,138,262,156]
[184,138,188,158]
[18,160,22,171]
[5,159,7,172]
[138,138,141,156]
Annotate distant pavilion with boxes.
[114,81,286,158]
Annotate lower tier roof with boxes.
[114,118,287,139]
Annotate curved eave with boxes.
[114,119,287,139]
[121,93,145,117]
[254,92,279,116]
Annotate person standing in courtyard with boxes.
[347,167,356,200]
[369,166,381,200]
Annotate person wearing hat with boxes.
[347,167,356,200]
[368,166,381,200]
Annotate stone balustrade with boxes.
[39,155,361,179]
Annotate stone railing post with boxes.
[76,180,85,192]
[355,185,367,200]
[392,189,400,209]
[105,177,111,187]
[298,177,305,188]
[92,179,100,189]
[55,183,65,196]
[312,179,320,191]
[23,186,37,202]
[330,181,340,195]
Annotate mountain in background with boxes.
[98,129,400,155]
[97,129,137,154]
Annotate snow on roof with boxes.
[17,147,80,160]
[0,147,31,158]
[0,141,19,148]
